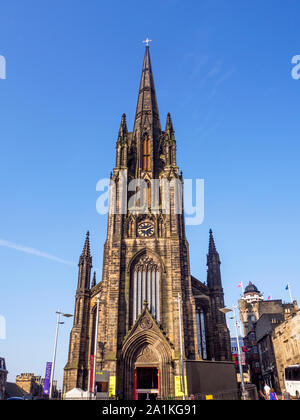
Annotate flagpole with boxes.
[288,283,293,303]
[238,282,244,294]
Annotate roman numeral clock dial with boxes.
[138,222,154,238]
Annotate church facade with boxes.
[63,46,232,400]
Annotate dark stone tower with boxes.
[207,230,231,361]
[93,45,199,400]
[64,232,92,390]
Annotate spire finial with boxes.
[82,231,91,258]
[208,229,217,255]
[92,271,96,288]
[118,113,128,137]
[165,112,174,133]
[142,38,152,47]
[78,230,92,269]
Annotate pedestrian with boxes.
[269,388,279,400]
[264,383,271,400]
[282,389,291,400]
[189,394,195,400]
[259,390,267,400]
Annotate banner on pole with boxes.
[174,376,187,398]
[43,362,52,396]
[109,376,116,397]
[89,355,95,393]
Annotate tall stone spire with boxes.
[133,45,161,146]
[165,113,174,134]
[207,229,231,361]
[116,113,128,168]
[208,229,218,257]
[118,113,128,138]
[66,232,93,390]
[207,229,221,289]
[92,271,97,288]
[80,231,91,260]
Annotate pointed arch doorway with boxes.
[121,309,173,400]
[134,346,160,400]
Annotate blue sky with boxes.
[1,0,300,388]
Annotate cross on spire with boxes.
[143,38,152,47]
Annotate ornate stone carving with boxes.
[139,317,153,330]
[135,256,158,271]
[136,346,157,363]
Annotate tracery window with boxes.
[196,308,207,359]
[131,256,160,324]
[143,136,151,171]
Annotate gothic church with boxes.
[63,46,232,399]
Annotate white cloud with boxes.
[0,239,76,266]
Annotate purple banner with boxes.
[43,362,52,395]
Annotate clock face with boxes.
[138,222,154,238]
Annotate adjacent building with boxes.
[239,282,298,393]
[15,373,58,398]
[272,311,300,392]
[255,313,284,392]
[243,328,261,389]
[63,46,235,400]
[16,373,43,396]
[239,282,297,336]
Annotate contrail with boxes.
[0,239,76,266]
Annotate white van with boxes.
[285,365,300,399]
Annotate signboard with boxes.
[96,371,110,382]
[43,362,52,396]
[94,370,110,394]
[232,352,246,366]
[109,376,116,397]
[174,376,187,398]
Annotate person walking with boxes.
[264,383,271,400]
[269,388,279,400]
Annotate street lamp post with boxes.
[232,305,247,399]
[178,293,186,400]
[49,309,73,400]
[92,294,101,400]
[219,305,248,400]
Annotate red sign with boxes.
[89,355,94,393]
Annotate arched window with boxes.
[131,256,160,325]
[143,136,151,171]
[196,308,207,359]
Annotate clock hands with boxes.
[139,224,154,237]
[144,228,153,236]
